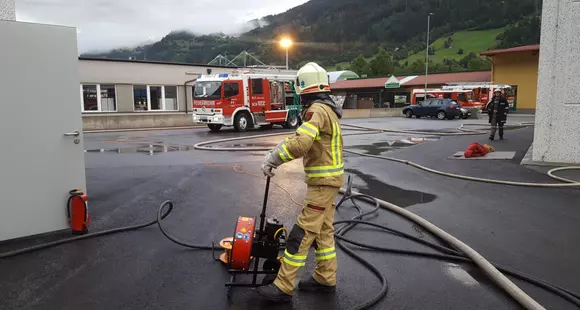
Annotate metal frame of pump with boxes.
[214,177,287,292]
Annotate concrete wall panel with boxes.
[533,0,580,164]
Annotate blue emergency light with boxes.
[218,73,229,78]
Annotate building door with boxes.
[0,21,86,241]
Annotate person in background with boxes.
[486,89,510,140]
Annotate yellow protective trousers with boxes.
[273,185,340,295]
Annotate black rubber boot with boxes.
[489,136,494,141]
[298,277,336,292]
[257,284,292,302]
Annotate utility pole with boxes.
[424,13,434,102]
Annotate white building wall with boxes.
[533,0,580,164]
[0,0,15,20]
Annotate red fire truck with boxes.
[192,72,301,132]
[442,84,515,109]
[411,89,484,108]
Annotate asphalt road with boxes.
[1,115,579,310]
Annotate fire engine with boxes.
[411,89,484,108]
[442,84,515,111]
[191,72,301,132]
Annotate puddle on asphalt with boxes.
[85,144,195,155]
[345,168,437,207]
[348,137,440,156]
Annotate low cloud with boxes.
[16,0,307,53]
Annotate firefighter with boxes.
[258,62,344,302]
[486,89,510,140]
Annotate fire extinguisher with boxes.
[67,189,90,235]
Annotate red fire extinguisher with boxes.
[67,189,90,235]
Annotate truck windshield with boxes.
[467,92,475,101]
[194,81,222,99]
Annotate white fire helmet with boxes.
[295,62,331,95]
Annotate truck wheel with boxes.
[234,112,251,132]
[207,124,222,132]
[283,113,299,129]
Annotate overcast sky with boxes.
[15,0,308,53]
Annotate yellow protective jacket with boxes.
[273,102,344,188]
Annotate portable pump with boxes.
[215,177,287,292]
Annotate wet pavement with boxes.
[2,115,580,310]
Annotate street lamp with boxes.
[280,38,293,70]
[424,13,434,102]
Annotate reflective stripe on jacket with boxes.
[273,102,344,188]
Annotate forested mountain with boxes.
[83,0,542,76]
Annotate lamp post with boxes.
[424,13,434,102]
[280,39,293,70]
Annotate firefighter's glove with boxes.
[262,148,283,177]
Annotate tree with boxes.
[459,52,490,70]
[336,65,343,71]
[467,57,491,70]
[369,48,394,77]
[496,14,541,49]
[459,52,479,68]
[349,55,371,76]
[408,59,426,74]
[457,48,464,55]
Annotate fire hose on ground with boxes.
[1,123,579,310]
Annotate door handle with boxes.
[64,130,80,137]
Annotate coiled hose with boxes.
[2,124,579,309]
[193,124,580,188]
[2,180,580,309]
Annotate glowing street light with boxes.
[280,39,293,70]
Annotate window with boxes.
[194,81,222,99]
[81,84,117,112]
[100,85,117,111]
[165,86,178,110]
[224,82,239,98]
[251,79,263,94]
[133,85,179,111]
[457,93,467,102]
[134,85,148,111]
[150,86,162,110]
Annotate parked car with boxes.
[402,99,463,120]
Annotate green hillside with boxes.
[83,0,542,76]
[403,28,504,64]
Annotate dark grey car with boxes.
[402,98,463,120]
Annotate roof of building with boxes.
[330,71,491,90]
[328,70,360,83]
[78,57,239,69]
[480,44,540,56]
[404,71,491,86]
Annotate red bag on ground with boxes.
[464,142,490,158]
